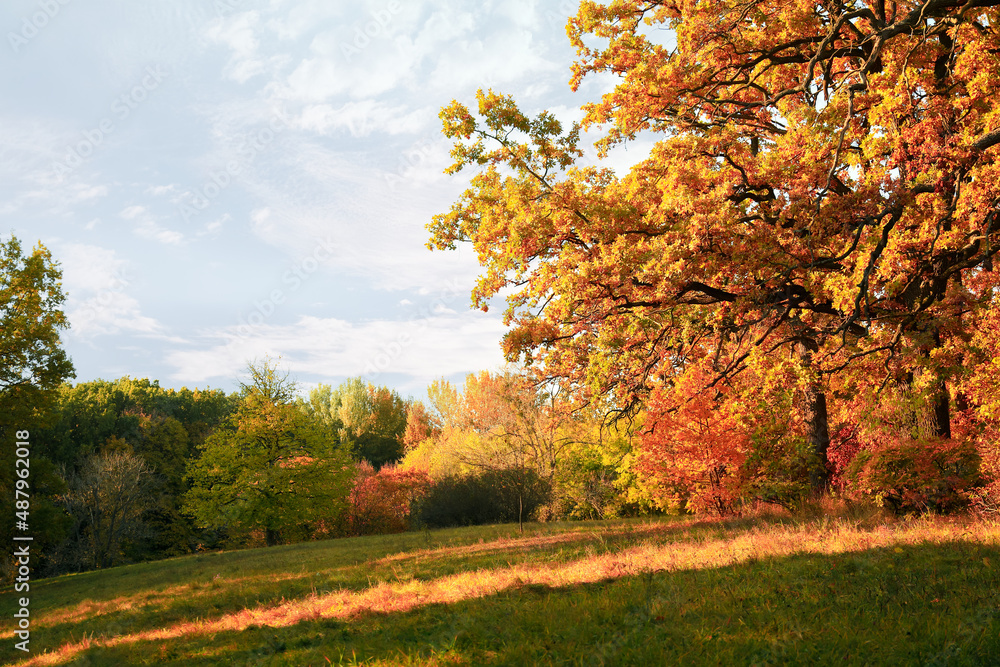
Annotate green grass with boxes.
[4,513,1000,666]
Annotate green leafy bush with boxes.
[741,434,818,512]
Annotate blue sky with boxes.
[1,0,630,399]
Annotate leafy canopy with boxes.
[184,360,353,546]
[430,0,1000,428]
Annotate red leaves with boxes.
[637,369,750,516]
[344,462,431,537]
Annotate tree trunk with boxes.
[929,329,952,440]
[265,527,279,547]
[518,493,523,534]
[795,339,831,491]
[913,328,952,440]
[931,378,952,440]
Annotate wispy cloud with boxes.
[58,244,166,338]
[165,311,507,392]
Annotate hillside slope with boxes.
[4,513,1000,665]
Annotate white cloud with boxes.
[120,205,147,219]
[295,101,430,137]
[119,206,185,245]
[58,244,165,338]
[0,0,590,394]
[145,184,178,196]
[165,310,507,388]
[199,213,231,237]
[205,10,268,83]
[70,184,109,202]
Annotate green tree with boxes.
[134,414,193,556]
[1,235,75,579]
[184,360,354,546]
[33,377,235,563]
[303,378,409,469]
[0,236,74,412]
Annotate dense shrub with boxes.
[962,415,1000,516]
[826,423,863,492]
[741,434,818,512]
[414,468,551,528]
[845,437,981,514]
[342,462,431,537]
[637,380,749,517]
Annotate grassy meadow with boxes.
[4,509,1000,666]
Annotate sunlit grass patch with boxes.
[5,514,1000,665]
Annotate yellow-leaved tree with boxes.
[429,0,1000,501]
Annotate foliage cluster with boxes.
[184,365,356,548]
[414,468,552,528]
[301,378,409,469]
[427,0,1000,519]
[341,462,432,537]
[10,0,1000,582]
[401,371,648,521]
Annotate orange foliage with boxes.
[343,462,432,537]
[638,376,749,516]
[402,400,439,450]
[430,0,1000,494]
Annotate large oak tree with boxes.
[429,0,1000,488]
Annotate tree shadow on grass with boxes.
[11,516,719,655]
[38,541,1000,667]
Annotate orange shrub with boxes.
[638,383,748,516]
[845,436,981,514]
[344,462,432,536]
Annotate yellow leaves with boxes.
[439,100,475,140]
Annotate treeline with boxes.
[1,361,646,580]
[12,377,235,574]
[6,357,1000,582]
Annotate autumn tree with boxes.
[185,360,354,546]
[0,236,75,414]
[412,373,575,481]
[430,0,1000,491]
[407,372,589,527]
[342,462,431,536]
[302,378,409,468]
[402,400,440,450]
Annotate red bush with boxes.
[845,436,980,514]
[344,462,432,536]
[826,423,863,492]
